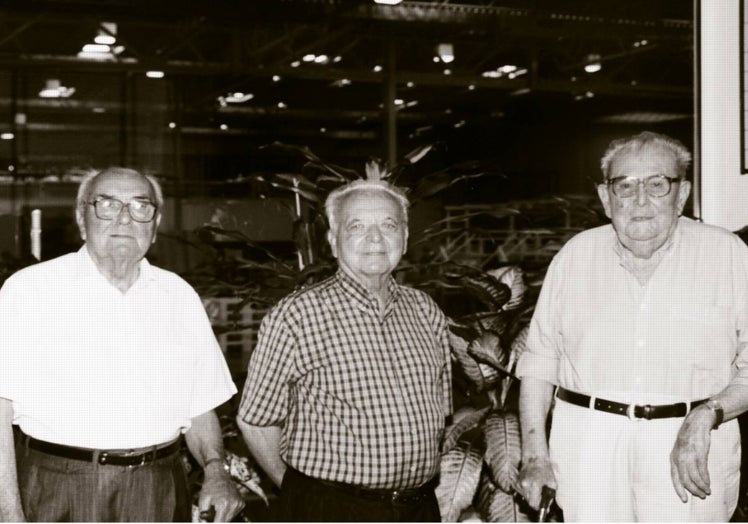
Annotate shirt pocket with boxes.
[670,305,735,389]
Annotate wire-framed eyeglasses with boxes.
[605,175,680,198]
[88,197,158,223]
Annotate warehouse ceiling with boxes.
[0,0,694,172]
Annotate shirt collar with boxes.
[76,244,156,289]
[334,268,401,313]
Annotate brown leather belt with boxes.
[22,432,181,466]
[290,467,438,505]
[557,387,708,421]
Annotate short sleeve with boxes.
[516,254,563,384]
[237,304,297,426]
[184,290,237,418]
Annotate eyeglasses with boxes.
[88,197,158,223]
[605,175,680,198]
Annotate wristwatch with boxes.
[704,400,724,430]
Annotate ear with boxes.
[328,229,339,259]
[402,227,409,255]
[676,180,692,215]
[597,183,613,219]
[75,206,87,241]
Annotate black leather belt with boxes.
[22,433,181,466]
[291,468,438,505]
[557,387,708,420]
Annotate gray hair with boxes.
[600,131,692,180]
[324,179,409,234]
[76,167,164,210]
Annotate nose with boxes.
[635,181,649,206]
[116,204,132,224]
[366,224,382,241]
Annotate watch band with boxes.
[704,400,724,430]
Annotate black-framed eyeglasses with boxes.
[605,175,680,198]
[88,197,158,223]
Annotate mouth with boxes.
[631,216,653,222]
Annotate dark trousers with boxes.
[279,467,441,522]
[15,440,191,522]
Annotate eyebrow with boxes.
[96,193,153,201]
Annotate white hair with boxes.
[600,131,692,180]
[324,179,409,234]
[76,167,164,210]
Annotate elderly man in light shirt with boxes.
[516,131,748,521]
[0,167,243,522]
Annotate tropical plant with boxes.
[175,142,574,522]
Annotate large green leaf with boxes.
[487,266,527,311]
[449,331,486,392]
[435,442,483,522]
[477,470,530,522]
[441,405,491,454]
[483,411,522,493]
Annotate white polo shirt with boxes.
[0,246,236,449]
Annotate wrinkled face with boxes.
[597,144,691,252]
[76,171,161,263]
[328,190,408,284]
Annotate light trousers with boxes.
[550,399,741,522]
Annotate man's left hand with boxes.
[198,462,245,522]
[669,406,715,503]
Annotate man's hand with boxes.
[516,456,557,511]
[198,461,245,522]
[670,406,715,502]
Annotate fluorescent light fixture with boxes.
[394,98,404,105]
[94,22,117,45]
[82,43,111,54]
[437,43,454,64]
[500,65,517,73]
[443,69,452,75]
[225,92,254,103]
[373,65,383,73]
[333,55,342,63]
[584,54,602,73]
[220,124,228,130]
[168,122,176,129]
[39,79,75,98]
[272,75,281,82]
[1,133,14,140]
[277,102,287,109]
[374,0,402,4]
[290,60,301,68]
[314,54,329,64]
[406,81,415,88]
[145,70,164,78]
[302,54,316,62]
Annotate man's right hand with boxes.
[516,456,557,511]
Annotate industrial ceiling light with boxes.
[436,43,454,64]
[217,92,254,106]
[39,79,75,98]
[374,0,402,4]
[94,22,117,45]
[584,53,602,73]
[145,70,164,78]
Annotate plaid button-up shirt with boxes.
[239,270,452,489]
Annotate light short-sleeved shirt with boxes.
[0,246,236,449]
[238,270,452,490]
[517,217,748,403]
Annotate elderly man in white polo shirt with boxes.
[0,167,244,522]
[516,132,748,521]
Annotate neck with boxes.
[89,251,141,293]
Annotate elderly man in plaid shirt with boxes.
[237,179,452,522]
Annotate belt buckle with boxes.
[139,449,156,466]
[627,403,637,421]
[98,451,109,465]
